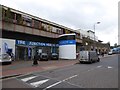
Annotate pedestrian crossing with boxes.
[17,74,60,88]
[21,76,38,82]
[17,74,79,88]
[30,79,49,88]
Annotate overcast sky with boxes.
[1,0,119,46]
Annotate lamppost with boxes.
[93,22,100,51]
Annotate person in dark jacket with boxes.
[101,52,104,57]
[33,54,39,66]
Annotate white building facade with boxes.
[78,29,98,41]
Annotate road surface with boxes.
[2,54,119,89]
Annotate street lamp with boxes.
[93,22,100,51]
[85,42,88,51]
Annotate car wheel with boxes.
[90,59,92,64]
[80,61,83,64]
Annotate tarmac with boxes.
[0,54,111,79]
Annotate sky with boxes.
[0,0,119,46]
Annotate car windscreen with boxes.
[52,53,58,55]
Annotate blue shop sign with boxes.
[28,42,46,46]
[16,40,27,45]
[59,40,76,46]
[16,40,58,47]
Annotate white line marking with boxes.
[44,81,62,89]
[97,65,102,68]
[87,66,102,72]
[43,75,78,90]
[63,75,78,81]
[108,66,113,69]
[21,76,37,82]
[30,79,49,87]
[88,68,94,71]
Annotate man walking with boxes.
[33,54,39,66]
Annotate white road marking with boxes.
[86,65,102,72]
[43,75,78,90]
[87,68,94,72]
[108,66,113,69]
[21,76,37,82]
[30,79,49,87]
[97,65,102,68]
[63,75,78,81]
[44,81,62,89]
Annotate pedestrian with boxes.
[101,52,104,57]
[33,54,39,66]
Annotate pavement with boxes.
[0,59,78,79]
[0,54,112,79]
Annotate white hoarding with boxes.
[59,34,76,59]
[59,45,76,59]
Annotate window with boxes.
[22,15,32,27]
[41,23,47,31]
[46,24,51,32]
[65,30,70,34]
[52,27,57,33]
[3,8,16,23]
[59,35,75,41]
[33,19,40,29]
[16,13,22,24]
[76,33,80,39]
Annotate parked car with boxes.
[79,51,100,64]
[108,51,112,55]
[0,53,12,65]
[40,53,49,61]
[50,53,58,60]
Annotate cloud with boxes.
[1,0,119,46]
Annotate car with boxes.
[108,51,112,55]
[0,53,12,65]
[50,53,58,60]
[40,53,49,61]
[79,51,100,64]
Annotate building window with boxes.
[22,15,32,27]
[3,8,16,23]
[41,23,47,31]
[52,26,57,33]
[65,29,70,34]
[33,19,41,29]
[76,33,80,39]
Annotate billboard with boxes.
[0,38,15,55]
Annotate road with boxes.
[2,54,119,89]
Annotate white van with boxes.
[79,51,100,64]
